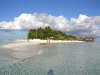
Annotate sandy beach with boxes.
[0,39,84,48]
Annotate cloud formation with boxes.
[0,13,100,36]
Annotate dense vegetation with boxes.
[27,26,77,40]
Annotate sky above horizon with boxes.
[0,0,100,37]
[0,0,100,21]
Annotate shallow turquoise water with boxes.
[0,30,100,75]
[0,30,28,45]
[0,42,100,75]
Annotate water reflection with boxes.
[11,45,43,59]
[0,43,100,75]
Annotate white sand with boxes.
[0,39,84,48]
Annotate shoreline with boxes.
[0,39,84,48]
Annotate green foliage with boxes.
[37,27,45,39]
[27,29,36,39]
[27,26,77,40]
[44,26,52,38]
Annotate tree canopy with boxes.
[27,26,77,40]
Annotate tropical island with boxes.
[27,26,95,43]
[0,26,95,49]
[27,26,77,41]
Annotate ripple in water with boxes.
[0,42,100,75]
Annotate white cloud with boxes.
[0,13,100,36]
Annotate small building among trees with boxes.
[78,37,95,42]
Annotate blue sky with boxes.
[0,0,100,37]
[0,0,100,21]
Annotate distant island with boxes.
[2,26,96,49]
[2,26,94,49]
[27,26,77,40]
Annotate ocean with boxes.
[0,30,100,75]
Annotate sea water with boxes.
[0,30,100,75]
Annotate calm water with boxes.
[0,30,100,75]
